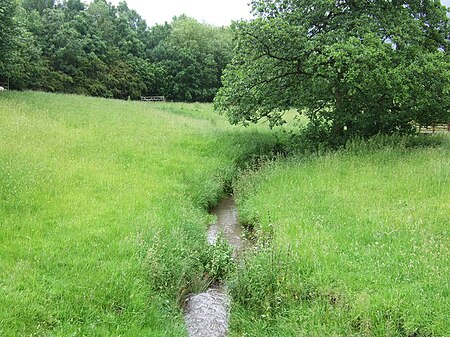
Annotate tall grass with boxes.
[0,91,280,336]
[232,136,450,336]
[3,91,448,336]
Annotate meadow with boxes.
[1,91,448,336]
[0,91,279,336]
[232,136,450,336]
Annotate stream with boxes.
[183,196,248,337]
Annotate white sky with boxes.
[95,0,450,27]
[104,0,253,27]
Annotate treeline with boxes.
[0,0,233,101]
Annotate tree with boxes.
[215,0,450,143]
[2,0,233,101]
[6,6,48,90]
[22,0,54,14]
[151,16,233,101]
[0,0,18,78]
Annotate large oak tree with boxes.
[215,0,450,143]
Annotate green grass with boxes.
[2,91,448,336]
[232,136,450,336]
[0,91,280,336]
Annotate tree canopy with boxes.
[0,0,18,78]
[215,0,450,142]
[0,0,232,101]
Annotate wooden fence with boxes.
[141,96,166,102]
[418,123,450,134]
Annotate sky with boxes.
[105,0,253,27]
[99,0,450,27]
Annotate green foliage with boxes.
[215,0,450,143]
[205,236,235,280]
[146,227,235,306]
[0,0,18,77]
[22,0,54,14]
[230,246,308,319]
[0,1,232,101]
[150,16,233,102]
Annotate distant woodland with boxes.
[0,0,233,101]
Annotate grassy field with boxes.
[0,91,281,336]
[232,136,450,336]
[2,91,448,336]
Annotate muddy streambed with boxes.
[184,196,249,337]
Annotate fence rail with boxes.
[141,96,166,102]
[418,123,450,134]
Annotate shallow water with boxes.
[207,196,248,257]
[184,196,247,337]
[184,286,229,337]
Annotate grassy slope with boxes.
[0,92,276,336]
[233,138,450,336]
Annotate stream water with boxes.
[183,196,247,337]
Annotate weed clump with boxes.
[230,247,310,318]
